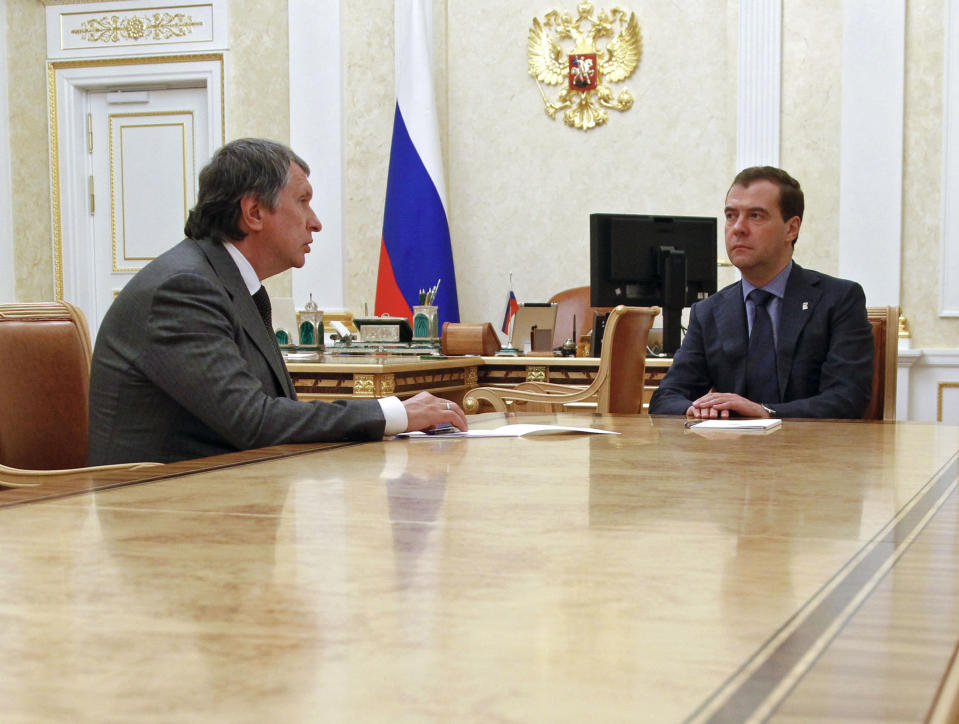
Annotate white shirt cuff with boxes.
[378,396,408,436]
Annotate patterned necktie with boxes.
[252,286,273,334]
[745,288,780,404]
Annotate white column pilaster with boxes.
[737,0,781,170]
[289,0,345,312]
[838,1,905,306]
[941,0,959,315]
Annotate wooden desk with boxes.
[1,415,957,721]
[477,354,671,387]
[287,354,671,402]
[288,354,482,401]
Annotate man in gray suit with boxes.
[648,166,874,419]
[88,138,467,464]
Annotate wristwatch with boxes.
[760,403,777,417]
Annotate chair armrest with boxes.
[463,382,601,413]
[514,381,590,394]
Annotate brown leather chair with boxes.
[0,302,158,485]
[548,286,610,350]
[463,305,660,414]
[863,306,899,420]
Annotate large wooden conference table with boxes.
[2,414,959,722]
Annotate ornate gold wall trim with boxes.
[48,53,225,300]
[937,382,959,422]
[47,63,63,301]
[48,2,227,61]
[70,11,203,44]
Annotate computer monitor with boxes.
[589,213,718,355]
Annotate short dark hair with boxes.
[730,166,804,224]
[184,138,310,243]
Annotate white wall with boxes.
[0,0,15,302]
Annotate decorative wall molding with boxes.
[897,348,959,422]
[896,348,921,421]
[46,0,228,60]
[942,0,959,315]
[0,0,14,301]
[838,1,905,307]
[48,56,225,307]
[915,349,959,366]
[289,0,345,313]
[736,0,781,169]
[939,382,959,422]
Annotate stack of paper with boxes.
[687,419,782,431]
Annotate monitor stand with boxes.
[659,247,687,356]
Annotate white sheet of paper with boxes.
[689,418,782,430]
[397,424,620,439]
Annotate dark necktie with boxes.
[252,285,295,399]
[252,286,273,334]
[745,288,780,404]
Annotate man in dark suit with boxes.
[88,138,467,464]
[648,166,873,419]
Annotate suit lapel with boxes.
[198,239,296,398]
[714,283,749,394]
[776,263,822,395]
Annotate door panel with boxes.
[87,86,208,332]
[112,113,196,268]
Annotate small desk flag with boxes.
[502,290,518,335]
[375,0,459,325]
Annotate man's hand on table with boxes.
[685,392,771,419]
[402,391,469,432]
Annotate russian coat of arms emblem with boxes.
[528,3,642,131]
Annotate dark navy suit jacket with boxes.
[648,263,874,418]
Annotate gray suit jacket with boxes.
[648,263,874,418]
[88,238,385,464]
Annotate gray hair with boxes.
[184,138,310,243]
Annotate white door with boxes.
[86,86,210,333]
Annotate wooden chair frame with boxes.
[463,305,660,415]
[865,305,899,421]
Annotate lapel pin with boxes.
[802,302,809,311]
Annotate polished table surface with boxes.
[2,414,958,722]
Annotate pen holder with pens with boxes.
[412,305,438,340]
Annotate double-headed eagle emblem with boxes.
[528,3,641,131]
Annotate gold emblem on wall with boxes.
[528,2,641,131]
[71,13,202,43]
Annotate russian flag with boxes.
[375,0,459,325]
[502,290,518,334]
